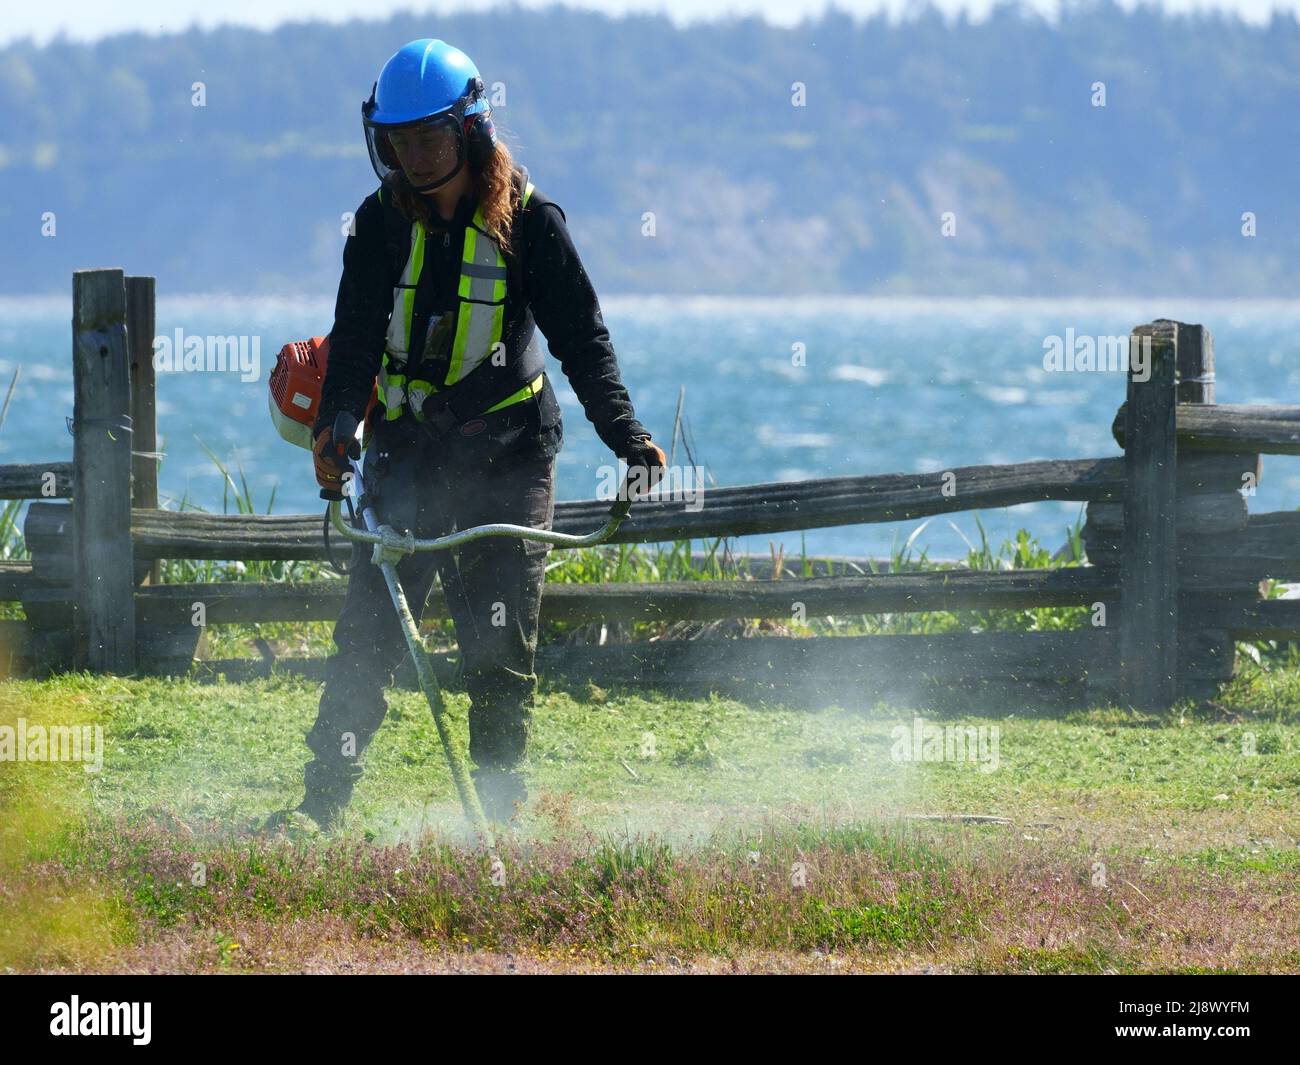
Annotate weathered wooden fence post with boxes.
[1118,321,1178,709]
[126,275,160,586]
[72,268,136,673]
[1171,318,1214,405]
[1163,320,1258,699]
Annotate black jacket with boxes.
[316,165,649,465]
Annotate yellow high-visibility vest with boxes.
[377,181,542,422]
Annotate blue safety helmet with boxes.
[362,39,497,192]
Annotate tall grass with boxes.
[17,813,1300,972]
[148,442,336,657]
[0,498,27,561]
[156,440,330,585]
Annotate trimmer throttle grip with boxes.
[333,410,362,460]
[609,467,644,522]
[318,410,362,502]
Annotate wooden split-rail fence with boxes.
[2,268,1300,710]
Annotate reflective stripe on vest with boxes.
[378,180,536,423]
[378,213,426,418]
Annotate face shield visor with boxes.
[363,91,472,193]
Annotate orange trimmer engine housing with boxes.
[269,336,378,450]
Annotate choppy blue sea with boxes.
[2,294,1297,560]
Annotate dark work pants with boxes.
[304,416,555,785]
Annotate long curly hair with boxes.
[383,132,521,252]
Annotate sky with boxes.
[1,0,1296,45]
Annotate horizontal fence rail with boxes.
[1112,403,1300,454]
[0,462,74,500]
[128,567,1122,626]
[20,457,1126,563]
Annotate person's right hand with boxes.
[622,435,668,494]
[313,413,360,497]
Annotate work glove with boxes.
[313,411,361,500]
[621,434,667,495]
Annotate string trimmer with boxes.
[319,409,640,843]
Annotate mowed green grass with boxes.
[16,668,1299,834]
[2,664,1298,973]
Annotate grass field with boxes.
[3,658,1298,974]
[3,470,1296,973]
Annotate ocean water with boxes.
[1,294,1297,561]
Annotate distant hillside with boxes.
[2,1,1299,296]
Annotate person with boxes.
[290,38,665,829]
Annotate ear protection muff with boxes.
[466,112,497,169]
[465,77,498,170]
